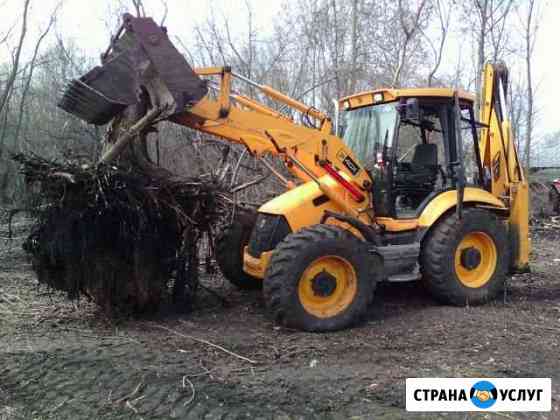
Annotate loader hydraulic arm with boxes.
[170,67,373,219]
[56,14,374,222]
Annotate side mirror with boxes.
[397,98,420,121]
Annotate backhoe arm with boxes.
[479,62,525,195]
[479,62,529,270]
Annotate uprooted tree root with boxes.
[13,153,233,315]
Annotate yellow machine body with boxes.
[170,64,531,279]
[244,186,508,280]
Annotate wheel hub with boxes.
[298,254,358,318]
[460,246,482,271]
[311,270,337,297]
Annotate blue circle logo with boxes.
[470,381,498,409]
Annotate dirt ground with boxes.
[1,220,559,419]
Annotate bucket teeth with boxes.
[57,50,138,125]
[58,79,128,125]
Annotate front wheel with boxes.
[215,209,261,290]
[420,208,508,305]
[263,225,381,332]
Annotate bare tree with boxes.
[349,0,360,93]
[392,0,429,87]
[13,7,59,147]
[424,0,451,86]
[508,71,526,150]
[130,0,146,17]
[0,0,33,202]
[464,0,515,107]
[522,0,539,168]
[0,0,31,117]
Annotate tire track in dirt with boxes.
[2,345,273,419]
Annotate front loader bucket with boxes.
[58,13,208,125]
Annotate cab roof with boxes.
[339,88,475,110]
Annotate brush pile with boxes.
[13,153,232,314]
[529,181,559,219]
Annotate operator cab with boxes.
[340,89,484,219]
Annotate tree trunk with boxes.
[475,0,488,115]
[523,0,535,169]
[0,0,31,117]
[349,0,359,93]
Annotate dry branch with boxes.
[155,323,258,364]
[99,107,163,164]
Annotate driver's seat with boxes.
[411,143,438,169]
[394,143,439,208]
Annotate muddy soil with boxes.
[1,220,559,419]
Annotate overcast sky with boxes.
[1,0,558,138]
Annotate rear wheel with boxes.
[263,224,381,332]
[420,208,508,305]
[215,209,261,290]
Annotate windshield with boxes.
[342,102,398,165]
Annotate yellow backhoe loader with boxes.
[58,14,529,332]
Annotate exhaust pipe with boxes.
[58,13,208,125]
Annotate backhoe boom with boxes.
[479,63,529,270]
